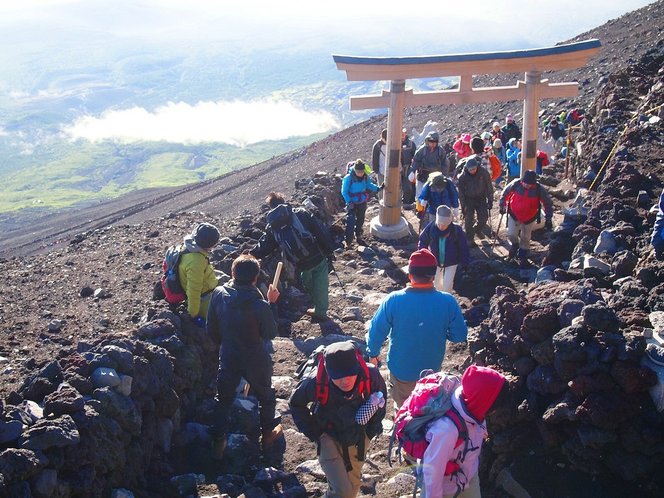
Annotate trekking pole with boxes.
[328,261,347,294]
[494,213,504,246]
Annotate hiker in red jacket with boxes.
[499,170,554,268]
[421,365,508,498]
[289,341,387,498]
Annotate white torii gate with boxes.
[333,39,601,240]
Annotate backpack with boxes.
[161,244,189,304]
[488,154,502,181]
[266,204,320,265]
[389,371,470,471]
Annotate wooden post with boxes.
[521,70,541,176]
[565,125,572,179]
[380,80,406,226]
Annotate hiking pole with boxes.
[328,261,347,294]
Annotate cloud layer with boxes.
[64,99,340,146]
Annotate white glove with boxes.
[453,208,459,220]
[408,172,415,183]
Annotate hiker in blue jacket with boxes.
[417,172,459,228]
[506,138,522,181]
[365,248,468,414]
[341,159,381,247]
[652,188,664,261]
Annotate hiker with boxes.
[365,248,467,414]
[505,138,522,182]
[536,150,550,175]
[289,341,387,498]
[492,138,506,166]
[207,254,282,458]
[401,128,417,205]
[501,113,521,143]
[417,172,459,228]
[499,170,554,268]
[544,117,566,155]
[372,128,387,189]
[418,205,470,293]
[480,131,492,148]
[469,136,491,174]
[491,121,506,149]
[341,159,381,248]
[456,155,494,247]
[421,365,508,498]
[652,188,664,261]
[453,134,472,160]
[178,222,220,326]
[410,131,450,199]
[251,192,335,322]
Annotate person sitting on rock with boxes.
[499,170,554,268]
[456,155,494,247]
[289,341,387,498]
[418,205,470,293]
[251,192,335,323]
[417,172,459,228]
[365,249,467,416]
[178,222,220,326]
[421,365,508,498]
[206,254,282,459]
[341,159,381,247]
[651,188,664,261]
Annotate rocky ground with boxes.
[0,2,664,498]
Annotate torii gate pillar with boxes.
[371,79,411,239]
[522,71,542,173]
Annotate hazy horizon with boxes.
[0,0,655,147]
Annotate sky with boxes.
[0,0,656,147]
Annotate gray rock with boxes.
[135,318,176,339]
[295,458,325,478]
[93,288,110,299]
[157,417,173,453]
[19,414,80,450]
[558,299,585,328]
[362,293,388,306]
[0,448,47,481]
[100,345,134,374]
[593,230,617,255]
[91,367,121,388]
[79,286,94,298]
[582,255,611,275]
[47,319,63,332]
[0,420,23,444]
[43,383,84,416]
[93,387,142,435]
[116,375,133,397]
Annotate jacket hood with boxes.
[461,365,505,421]
[425,131,439,143]
[183,235,208,254]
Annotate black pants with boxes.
[214,353,276,437]
[401,167,415,204]
[463,197,488,238]
[346,202,367,242]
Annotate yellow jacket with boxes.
[178,251,217,318]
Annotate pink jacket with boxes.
[453,139,472,159]
[421,387,487,497]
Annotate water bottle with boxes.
[355,392,385,425]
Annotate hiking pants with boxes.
[434,265,457,293]
[388,372,417,417]
[463,198,488,238]
[441,474,481,498]
[345,202,367,242]
[301,258,329,317]
[402,166,415,204]
[507,217,534,251]
[214,354,276,437]
[319,433,369,498]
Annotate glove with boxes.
[194,316,206,328]
[499,206,506,215]
[378,183,385,190]
[453,208,459,220]
[408,172,416,183]
[544,219,553,231]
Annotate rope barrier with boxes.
[588,103,663,191]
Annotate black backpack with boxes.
[266,204,319,265]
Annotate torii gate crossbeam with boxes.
[333,39,601,239]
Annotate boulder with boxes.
[43,383,85,416]
[0,448,47,482]
[19,414,80,450]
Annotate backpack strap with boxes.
[536,184,542,224]
[315,354,329,406]
[355,349,371,399]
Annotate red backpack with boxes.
[160,244,188,304]
[389,371,470,475]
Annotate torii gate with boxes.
[333,39,601,240]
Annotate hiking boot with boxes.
[356,237,367,246]
[646,343,664,366]
[261,424,283,450]
[507,246,518,260]
[211,435,227,460]
[344,238,354,249]
[519,257,534,269]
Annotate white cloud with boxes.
[63,99,340,146]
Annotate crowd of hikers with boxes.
[158,110,591,497]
